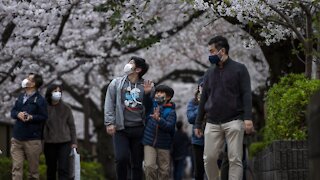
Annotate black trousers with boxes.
[192,144,205,180]
[220,144,247,180]
[44,142,71,180]
[113,126,144,180]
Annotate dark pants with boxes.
[173,158,185,180]
[220,144,247,180]
[44,142,71,180]
[113,126,144,180]
[192,144,205,180]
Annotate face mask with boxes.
[155,96,166,105]
[208,50,222,64]
[52,92,62,101]
[21,79,29,88]
[123,63,134,75]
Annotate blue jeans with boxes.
[113,126,144,180]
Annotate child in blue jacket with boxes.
[142,84,176,180]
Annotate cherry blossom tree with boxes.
[0,0,269,178]
[0,0,205,178]
[192,0,320,79]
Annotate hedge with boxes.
[264,73,320,142]
[0,155,104,180]
[249,74,320,157]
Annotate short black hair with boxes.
[155,84,174,99]
[45,84,62,105]
[176,121,183,130]
[208,36,229,54]
[131,56,149,78]
[29,73,43,89]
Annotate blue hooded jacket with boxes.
[142,101,177,150]
[187,98,204,146]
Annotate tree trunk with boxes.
[94,84,116,179]
[260,39,305,85]
[96,126,116,179]
[305,11,313,79]
[316,38,320,79]
[83,97,91,151]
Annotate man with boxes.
[104,56,153,180]
[195,36,254,180]
[11,73,48,180]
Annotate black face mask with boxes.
[208,55,221,64]
[208,49,223,64]
[155,96,166,105]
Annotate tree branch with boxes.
[0,60,22,85]
[1,21,15,48]
[118,10,205,55]
[51,4,75,45]
[263,0,305,42]
[290,39,305,64]
[156,69,205,84]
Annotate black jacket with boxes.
[195,58,252,128]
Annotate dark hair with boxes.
[131,56,149,78]
[208,36,229,54]
[176,121,183,130]
[193,76,204,104]
[45,84,62,105]
[194,87,201,104]
[198,76,204,86]
[29,73,43,89]
[155,84,174,100]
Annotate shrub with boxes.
[81,161,104,180]
[248,141,268,159]
[264,73,320,142]
[0,155,104,179]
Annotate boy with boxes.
[142,84,177,180]
[104,56,153,180]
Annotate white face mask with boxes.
[21,79,29,88]
[123,63,134,75]
[52,91,62,101]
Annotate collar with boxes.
[24,91,36,98]
[218,56,230,68]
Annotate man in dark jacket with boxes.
[195,36,254,180]
[11,73,48,180]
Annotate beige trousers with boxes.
[204,120,244,180]
[10,138,42,180]
[144,145,170,180]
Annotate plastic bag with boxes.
[69,148,81,180]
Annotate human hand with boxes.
[71,144,78,149]
[244,120,254,134]
[18,112,26,121]
[106,125,116,136]
[18,112,31,122]
[150,107,160,121]
[143,80,154,94]
[194,128,203,138]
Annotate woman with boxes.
[187,78,205,180]
[44,84,77,180]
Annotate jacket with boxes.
[104,75,149,130]
[43,101,77,144]
[187,99,204,146]
[142,101,177,150]
[11,91,48,141]
[196,58,252,128]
